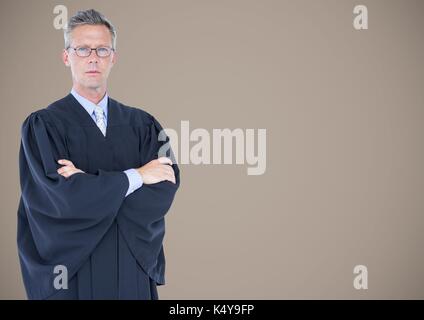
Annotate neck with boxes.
[72,85,107,104]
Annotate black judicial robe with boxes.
[17,93,180,299]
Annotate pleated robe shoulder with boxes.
[17,94,180,300]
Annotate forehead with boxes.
[70,24,112,46]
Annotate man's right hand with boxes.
[137,157,176,184]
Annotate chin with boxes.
[81,80,103,90]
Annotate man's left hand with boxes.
[57,159,85,178]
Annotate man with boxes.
[17,9,180,300]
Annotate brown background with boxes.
[0,0,423,299]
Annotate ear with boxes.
[62,49,71,67]
[111,50,117,66]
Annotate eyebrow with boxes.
[71,43,112,48]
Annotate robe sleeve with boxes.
[116,113,180,283]
[17,110,129,299]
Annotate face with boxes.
[62,24,116,91]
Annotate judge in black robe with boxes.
[17,93,180,299]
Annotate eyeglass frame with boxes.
[66,46,115,58]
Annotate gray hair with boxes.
[64,9,117,49]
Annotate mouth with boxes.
[86,70,101,75]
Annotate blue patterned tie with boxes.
[94,105,106,136]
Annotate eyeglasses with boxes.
[67,46,115,58]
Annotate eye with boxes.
[76,47,90,55]
[97,47,110,56]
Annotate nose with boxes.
[87,52,99,64]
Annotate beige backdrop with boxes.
[0,0,423,299]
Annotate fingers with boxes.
[57,160,84,178]
[158,158,176,183]
[57,159,75,167]
[57,167,84,178]
[57,165,71,175]
[149,164,175,184]
[167,174,176,184]
[138,158,176,184]
[162,164,176,184]
[157,157,173,166]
